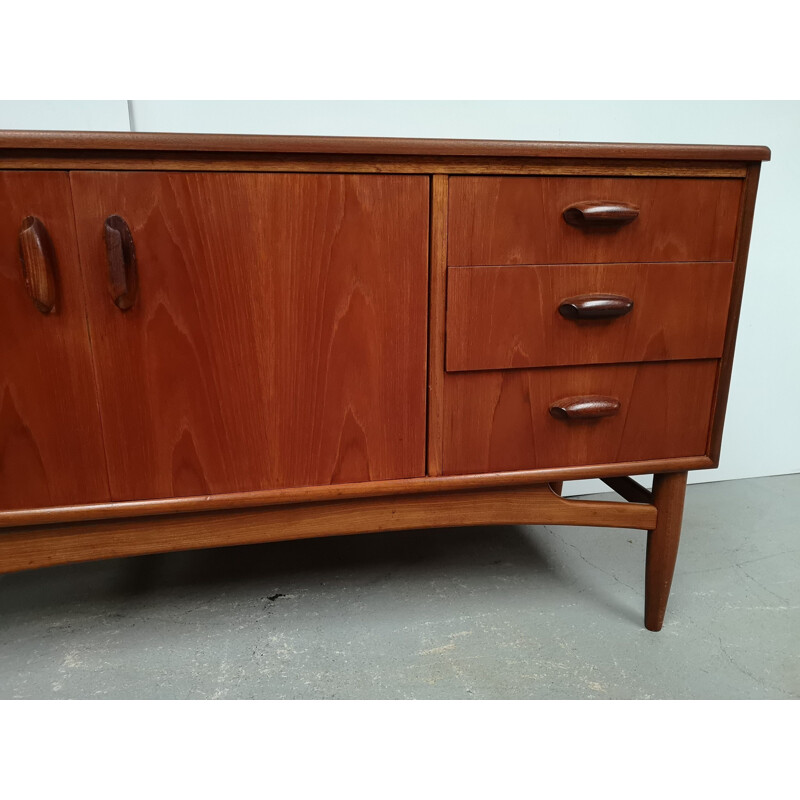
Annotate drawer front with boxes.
[448,177,743,266]
[442,360,717,475]
[446,261,734,371]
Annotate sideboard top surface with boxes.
[0,130,771,162]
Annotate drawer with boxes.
[446,261,734,371]
[442,360,717,475]
[448,176,743,266]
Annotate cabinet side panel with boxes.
[707,163,762,464]
[0,171,110,510]
[70,172,429,501]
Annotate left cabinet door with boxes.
[0,172,110,511]
[69,172,429,502]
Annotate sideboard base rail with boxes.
[0,475,690,631]
[0,456,710,530]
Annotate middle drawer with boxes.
[446,261,733,371]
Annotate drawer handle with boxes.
[562,201,639,228]
[18,216,57,314]
[549,395,621,420]
[104,214,139,311]
[558,293,634,320]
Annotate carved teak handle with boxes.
[105,214,138,311]
[18,216,57,314]
[549,396,621,420]
[563,201,639,228]
[558,293,634,320]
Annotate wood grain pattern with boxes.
[645,471,688,631]
[0,455,713,529]
[0,171,110,510]
[18,216,57,313]
[0,130,771,161]
[70,172,429,502]
[446,262,734,371]
[0,132,769,634]
[708,163,762,465]
[442,360,718,475]
[427,175,448,476]
[448,177,743,266]
[0,484,657,575]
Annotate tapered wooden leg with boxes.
[645,471,688,632]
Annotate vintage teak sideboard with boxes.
[0,131,769,630]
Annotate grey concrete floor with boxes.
[1,474,798,699]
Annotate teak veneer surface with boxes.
[448,176,743,265]
[442,360,718,475]
[446,261,734,371]
[0,456,712,529]
[427,175,449,476]
[708,163,762,464]
[0,485,658,575]
[69,171,429,502]
[0,133,769,633]
[0,172,109,511]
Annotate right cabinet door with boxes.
[70,172,429,502]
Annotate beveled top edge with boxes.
[0,130,772,161]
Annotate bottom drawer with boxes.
[441,360,718,475]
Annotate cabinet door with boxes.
[0,172,109,511]
[70,172,429,502]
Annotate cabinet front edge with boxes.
[0,456,714,530]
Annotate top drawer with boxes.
[448,176,743,266]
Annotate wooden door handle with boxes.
[562,201,639,228]
[18,216,57,314]
[105,214,138,311]
[558,293,634,320]
[549,395,621,420]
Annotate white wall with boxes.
[3,101,798,494]
[0,101,130,131]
